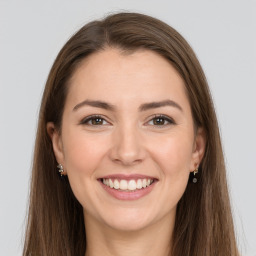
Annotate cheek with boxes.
[61,129,110,208]
[62,130,108,174]
[160,136,193,206]
[153,133,194,206]
[150,132,194,177]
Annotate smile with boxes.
[99,175,158,200]
[102,178,154,191]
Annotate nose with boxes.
[109,123,146,166]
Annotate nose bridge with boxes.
[110,120,145,165]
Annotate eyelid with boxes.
[145,114,176,126]
[79,114,111,125]
[79,114,175,127]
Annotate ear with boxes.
[189,127,206,172]
[47,122,66,175]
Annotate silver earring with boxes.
[193,167,199,183]
[57,164,64,177]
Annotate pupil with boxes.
[92,118,102,125]
[154,118,164,125]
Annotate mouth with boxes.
[98,175,158,200]
[99,178,155,191]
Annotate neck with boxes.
[84,211,175,256]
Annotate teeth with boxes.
[102,178,154,191]
[119,180,128,190]
[109,179,114,188]
[113,179,119,189]
[142,179,147,188]
[128,180,137,190]
[137,179,142,189]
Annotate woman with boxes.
[23,12,240,255]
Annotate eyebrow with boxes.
[73,99,183,112]
[73,100,115,111]
[139,99,183,112]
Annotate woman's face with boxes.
[49,48,205,232]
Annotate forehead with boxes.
[66,48,190,111]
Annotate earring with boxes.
[57,164,64,177]
[192,167,199,183]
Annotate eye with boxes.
[147,115,175,127]
[80,115,109,126]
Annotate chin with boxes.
[98,207,159,232]
[106,217,150,232]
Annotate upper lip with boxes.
[99,174,158,180]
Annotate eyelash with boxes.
[80,115,108,126]
[80,114,175,127]
[147,114,175,127]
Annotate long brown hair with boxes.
[23,12,239,255]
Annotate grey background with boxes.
[0,0,255,255]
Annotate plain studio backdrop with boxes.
[0,0,255,255]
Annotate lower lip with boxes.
[99,180,157,201]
